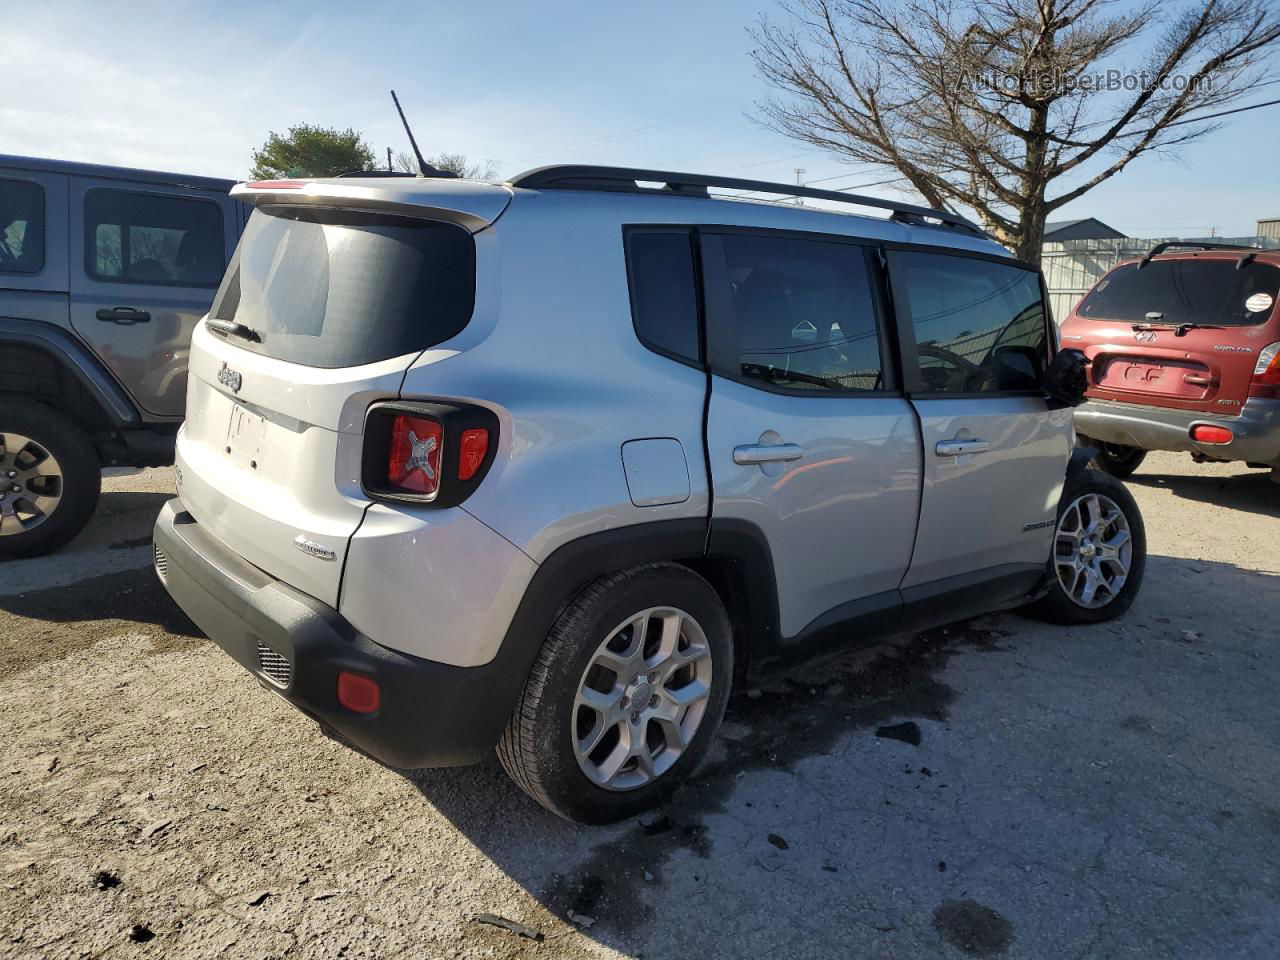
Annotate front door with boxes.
[68,179,237,417]
[886,248,1071,605]
[702,230,921,642]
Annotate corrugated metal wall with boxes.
[1041,235,1280,323]
[1258,220,1280,240]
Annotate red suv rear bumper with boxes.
[1074,397,1280,467]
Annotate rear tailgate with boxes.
[177,324,410,606]
[1065,255,1280,415]
[174,178,509,606]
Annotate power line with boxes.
[1165,97,1280,127]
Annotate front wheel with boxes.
[1024,469,1146,624]
[497,563,733,823]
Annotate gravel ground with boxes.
[1,454,1278,959]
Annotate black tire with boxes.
[1024,468,1146,625]
[0,397,101,559]
[497,562,733,824]
[1083,438,1147,479]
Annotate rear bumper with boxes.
[152,499,518,768]
[1074,397,1280,466]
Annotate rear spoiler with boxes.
[1138,240,1257,269]
[230,177,512,233]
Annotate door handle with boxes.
[733,443,804,465]
[96,306,151,325]
[1182,374,1215,387]
[936,438,989,457]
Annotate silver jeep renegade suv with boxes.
[153,165,1146,823]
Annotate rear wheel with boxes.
[0,398,100,559]
[1083,438,1147,479]
[497,563,733,823]
[1025,469,1146,624]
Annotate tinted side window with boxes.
[626,230,701,363]
[895,252,1047,394]
[0,178,45,274]
[716,233,884,392]
[84,189,224,287]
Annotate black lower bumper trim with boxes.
[152,499,514,768]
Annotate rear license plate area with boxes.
[226,402,265,466]
[1096,355,1211,398]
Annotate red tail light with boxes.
[337,672,380,713]
[387,414,443,496]
[457,428,489,481]
[1190,424,1234,445]
[1249,342,1280,400]
[362,402,498,506]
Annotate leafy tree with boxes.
[250,124,377,179]
[752,0,1280,262]
[394,151,499,180]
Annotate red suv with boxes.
[1060,242,1280,480]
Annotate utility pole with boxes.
[794,168,806,206]
[387,147,393,172]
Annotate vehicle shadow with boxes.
[1127,467,1279,517]
[399,554,1280,957]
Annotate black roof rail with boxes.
[507,164,987,237]
[1139,240,1255,268]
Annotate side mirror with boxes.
[1042,348,1090,408]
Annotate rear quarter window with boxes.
[0,178,45,274]
[209,206,475,369]
[1078,258,1280,326]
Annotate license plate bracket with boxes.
[226,402,265,465]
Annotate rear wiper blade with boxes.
[1132,315,1223,337]
[206,318,262,342]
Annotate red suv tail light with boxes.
[387,414,443,496]
[362,401,497,506]
[1249,342,1280,400]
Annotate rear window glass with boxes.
[209,206,476,369]
[1077,258,1280,327]
[0,178,45,274]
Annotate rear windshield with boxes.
[208,205,475,368]
[1077,257,1279,327]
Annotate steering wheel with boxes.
[917,344,984,392]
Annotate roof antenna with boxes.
[390,90,456,178]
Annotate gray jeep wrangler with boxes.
[0,155,245,557]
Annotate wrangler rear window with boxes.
[209,205,475,368]
[1077,257,1279,327]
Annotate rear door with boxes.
[1069,255,1280,415]
[68,179,237,416]
[887,248,1071,608]
[702,230,921,643]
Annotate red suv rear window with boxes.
[1077,258,1278,327]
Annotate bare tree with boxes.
[751,0,1280,261]
[394,151,499,180]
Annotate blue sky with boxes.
[3,0,1277,238]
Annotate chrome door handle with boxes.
[733,443,804,465]
[936,439,989,457]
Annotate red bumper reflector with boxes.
[1190,424,1233,445]
[337,672,380,713]
[457,428,490,480]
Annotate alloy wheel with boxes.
[0,432,64,536]
[572,606,714,791]
[1054,493,1132,609]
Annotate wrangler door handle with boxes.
[733,443,804,465]
[96,306,151,325]
[936,438,989,457]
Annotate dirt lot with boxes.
[2,454,1279,959]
